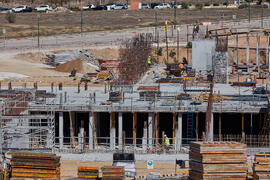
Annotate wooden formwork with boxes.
[189,141,247,180]
[77,166,99,179]
[253,154,270,180]
[9,152,60,179]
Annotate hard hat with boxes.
[164,134,167,137]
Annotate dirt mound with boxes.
[55,59,97,74]
[15,52,46,63]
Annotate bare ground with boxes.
[1,8,269,38]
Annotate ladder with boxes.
[186,112,194,144]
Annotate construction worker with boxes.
[147,56,151,67]
[179,63,184,76]
[164,134,170,150]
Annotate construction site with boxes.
[2,10,270,179]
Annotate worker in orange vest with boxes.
[179,63,184,76]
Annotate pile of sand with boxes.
[55,59,97,74]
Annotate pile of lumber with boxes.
[189,141,247,180]
[253,153,270,179]
[9,152,60,179]
[77,166,99,179]
[101,166,125,180]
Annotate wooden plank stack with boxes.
[101,166,125,180]
[77,166,99,179]
[9,152,60,179]
[189,141,247,180]
[253,153,270,179]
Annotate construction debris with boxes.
[45,49,99,67]
[253,153,270,179]
[9,152,60,179]
[189,141,247,180]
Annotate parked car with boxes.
[154,3,171,9]
[150,3,159,8]
[12,6,27,13]
[105,3,116,10]
[82,4,95,10]
[22,6,33,12]
[141,3,150,9]
[114,4,127,9]
[92,5,107,10]
[113,152,136,178]
[0,7,12,13]
[35,5,52,12]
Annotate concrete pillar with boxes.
[246,34,249,67]
[78,128,84,152]
[142,121,147,152]
[209,113,214,141]
[89,112,93,150]
[118,112,123,150]
[256,35,260,71]
[110,112,116,150]
[148,113,153,149]
[177,113,182,151]
[59,112,64,149]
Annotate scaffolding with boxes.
[0,91,55,153]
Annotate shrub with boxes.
[213,3,219,6]
[186,41,192,48]
[181,2,189,9]
[5,12,16,23]
[204,2,211,6]
[169,50,176,57]
[157,47,162,56]
[223,1,229,6]
[195,3,204,9]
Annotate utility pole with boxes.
[174,0,176,29]
[81,8,83,36]
[261,0,264,28]
[37,14,40,48]
[248,1,251,23]
[165,21,169,64]
[155,8,158,42]
[177,27,180,62]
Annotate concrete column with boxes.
[148,113,153,149]
[59,112,64,149]
[142,121,147,152]
[177,113,182,151]
[110,112,116,150]
[89,112,93,150]
[209,113,214,141]
[118,112,123,150]
[79,128,84,152]
[246,34,249,67]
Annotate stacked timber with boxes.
[253,153,270,179]
[77,166,99,179]
[101,166,125,180]
[189,141,247,180]
[9,152,60,179]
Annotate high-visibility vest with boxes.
[165,137,170,145]
[147,57,151,64]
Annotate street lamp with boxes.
[37,14,40,48]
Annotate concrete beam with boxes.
[118,112,123,150]
[59,112,63,149]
